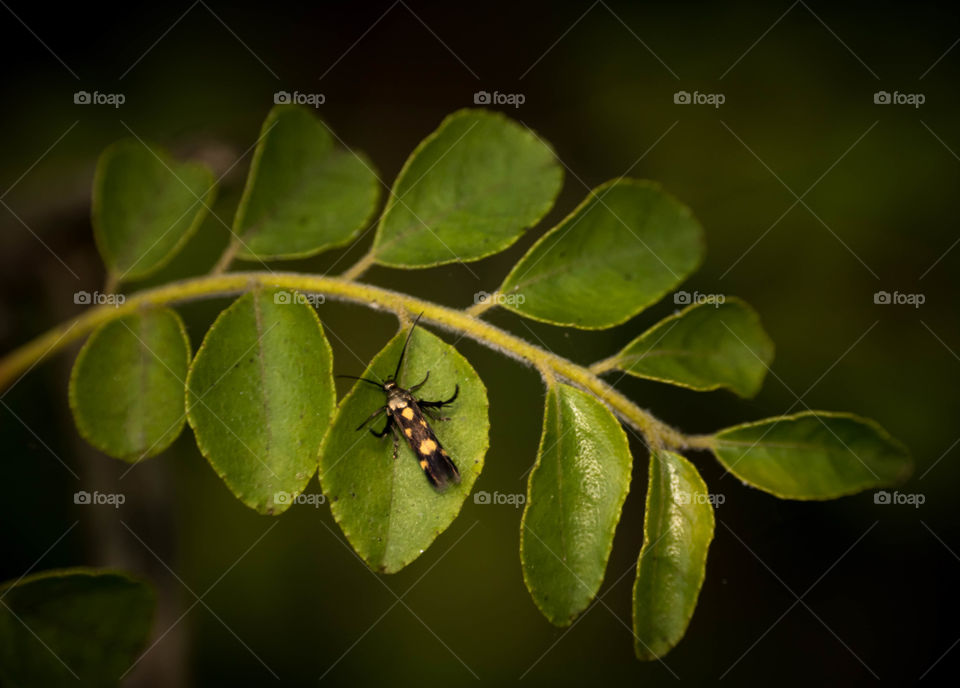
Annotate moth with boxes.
[339,314,461,491]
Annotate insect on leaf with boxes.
[319,323,489,573]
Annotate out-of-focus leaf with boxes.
[372,109,563,268]
[234,105,380,260]
[185,287,335,514]
[319,323,488,573]
[69,307,190,462]
[93,139,214,282]
[0,568,154,688]
[633,450,714,661]
[499,179,704,329]
[607,298,773,397]
[710,411,912,499]
[520,383,632,626]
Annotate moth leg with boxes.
[419,384,458,409]
[357,405,387,432]
[422,406,450,422]
[408,370,430,392]
[391,427,400,461]
[369,414,393,438]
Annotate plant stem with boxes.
[0,271,698,450]
[465,292,501,317]
[210,236,242,275]
[588,354,621,375]
[340,249,377,281]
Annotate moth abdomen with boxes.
[391,400,461,490]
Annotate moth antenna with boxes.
[393,312,424,382]
[336,374,383,388]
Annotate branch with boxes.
[0,271,694,450]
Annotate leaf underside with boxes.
[521,383,632,626]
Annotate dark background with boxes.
[1,1,958,685]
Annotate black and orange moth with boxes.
[338,314,461,491]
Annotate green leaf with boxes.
[93,139,215,282]
[608,298,773,397]
[372,109,563,268]
[709,411,912,500]
[69,307,190,462]
[499,179,705,329]
[520,383,632,626]
[0,568,154,687]
[233,105,380,261]
[319,323,489,573]
[185,287,335,514]
[633,450,714,661]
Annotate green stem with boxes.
[0,271,696,450]
[588,354,621,375]
[209,236,242,275]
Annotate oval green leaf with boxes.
[319,323,489,573]
[372,109,563,268]
[69,307,191,462]
[185,287,335,514]
[233,105,381,260]
[709,411,912,500]
[0,568,154,687]
[93,139,215,282]
[520,383,632,626]
[499,179,705,329]
[633,450,714,661]
[607,298,773,397]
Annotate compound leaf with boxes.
[521,383,632,626]
[633,450,714,661]
[319,323,488,573]
[499,179,704,329]
[69,307,190,462]
[710,411,913,499]
[372,109,563,268]
[185,287,335,514]
[234,105,380,260]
